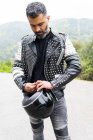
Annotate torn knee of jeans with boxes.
[31,121,43,129]
[54,126,68,137]
[31,121,44,133]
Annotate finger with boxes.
[30,83,36,86]
[31,85,36,88]
[36,80,42,84]
[37,85,44,91]
[33,82,37,85]
[36,83,43,89]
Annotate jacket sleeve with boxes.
[50,35,82,91]
[12,40,27,90]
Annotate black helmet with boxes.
[22,90,54,119]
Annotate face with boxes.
[27,13,50,38]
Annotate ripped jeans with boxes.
[29,97,71,140]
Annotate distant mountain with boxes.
[0,21,31,60]
[50,18,93,40]
[0,18,93,60]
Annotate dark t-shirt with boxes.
[31,31,53,82]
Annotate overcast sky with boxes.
[0,0,93,25]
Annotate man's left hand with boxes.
[36,80,53,91]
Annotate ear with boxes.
[47,16,50,21]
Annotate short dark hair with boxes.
[26,2,47,18]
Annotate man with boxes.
[12,2,81,140]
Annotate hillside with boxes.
[0,21,31,60]
[50,18,93,40]
[0,18,93,60]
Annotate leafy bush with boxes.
[0,60,13,73]
[73,38,93,81]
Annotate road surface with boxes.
[0,73,93,140]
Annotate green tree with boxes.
[79,39,93,80]
[0,60,13,73]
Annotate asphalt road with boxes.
[0,73,93,140]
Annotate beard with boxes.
[35,26,49,39]
[35,31,44,36]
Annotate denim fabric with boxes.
[29,97,71,140]
[29,117,44,140]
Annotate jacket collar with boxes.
[27,28,60,43]
[28,28,60,56]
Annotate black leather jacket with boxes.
[12,30,81,100]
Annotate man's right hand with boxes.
[23,83,37,93]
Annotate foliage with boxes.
[73,38,93,81]
[0,60,13,73]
